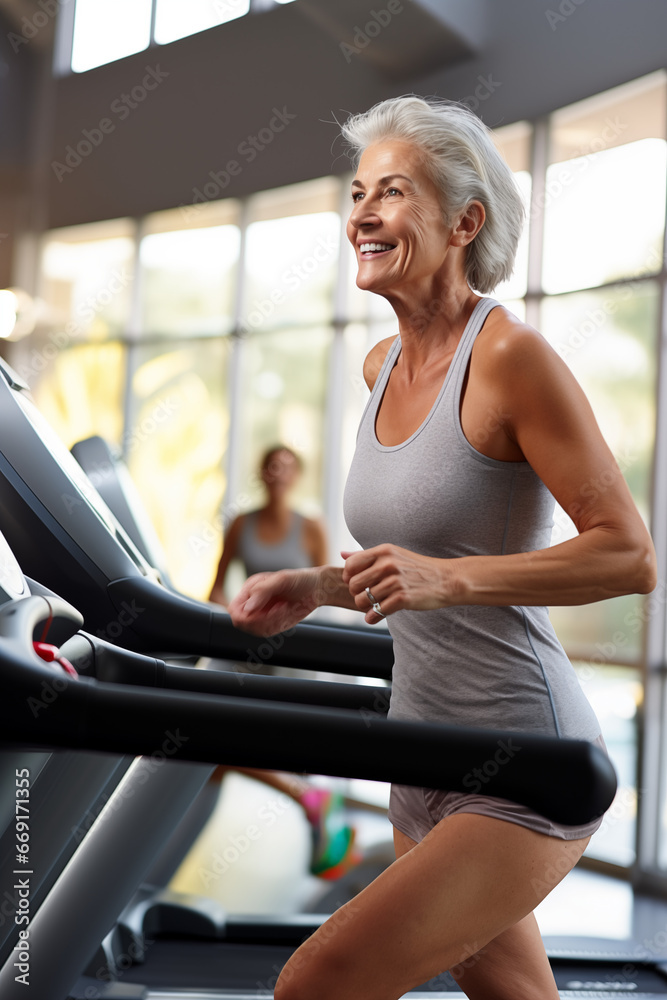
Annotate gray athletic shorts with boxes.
[388,734,609,843]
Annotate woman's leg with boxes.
[274,814,589,1000]
[394,825,563,999]
[209,766,358,877]
[450,912,560,999]
[209,765,309,799]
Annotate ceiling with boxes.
[0,0,489,68]
[295,0,487,81]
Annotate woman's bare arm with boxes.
[304,517,328,567]
[343,322,656,618]
[227,563,358,635]
[208,515,244,605]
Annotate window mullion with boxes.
[524,116,548,331]
[121,217,148,462]
[636,96,667,879]
[53,0,77,76]
[321,181,350,553]
[149,0,158,47]
[638,276,667,877]
[223,200,250,528]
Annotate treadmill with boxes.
[0,355,663,995]
[0,526,635,999]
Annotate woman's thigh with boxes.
[275,814,589,1000]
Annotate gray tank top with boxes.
[344,295,601,741]
[238,510,311,578]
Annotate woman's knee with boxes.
[274,947,340,1000]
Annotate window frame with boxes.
[53,0,285,76]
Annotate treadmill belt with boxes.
[416,959,667,996]
[121,939,295,991]
[551,957,667,994]
[115,938,469,993]
[67,938,472,995]
[68,938,667,998]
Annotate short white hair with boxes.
[341,96,524,294]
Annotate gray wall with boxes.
[0,7,36,288]
[413,0,667,130]
[7,0,667,236]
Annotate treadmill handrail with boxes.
[0,592,84,647]
[106,574,394,678]
[0,636,617,826]
[26,571,394,679]
[59,630,391,713]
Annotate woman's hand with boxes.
[227,567,322,636]
[342,545,462,623]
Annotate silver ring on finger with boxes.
[372,601,385,618]
[365,587,377,606]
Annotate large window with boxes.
[538,71,666,872]
[58,0,295,75]
[140,203,241,337]
[23,70,667,879]
[70,0,153,74]
[126,339,231,596]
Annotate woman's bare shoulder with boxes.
[473,304,596,440]
[363,336,398,391]
[225,512,247,540]
[475,305,560,376]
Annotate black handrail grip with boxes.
[60,630,391,713]
[0,649,616,826]
[106,576,394,679]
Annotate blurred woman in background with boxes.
[209,445,326,606]
[209,444,354,880]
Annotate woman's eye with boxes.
[387,188,401,197]
[352,192,364,202]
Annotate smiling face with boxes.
[347,139,457,298]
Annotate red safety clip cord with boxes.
[33,641,79,678]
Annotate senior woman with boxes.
[228,96,656,1000]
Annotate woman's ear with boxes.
[451,200,486,247]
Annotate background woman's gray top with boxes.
[238,510,312,577]
[344,295,601,741]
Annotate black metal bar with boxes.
[60,630,391,712]
[0,647,616,826]
[106,575,394,679]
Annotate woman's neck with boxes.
[261,496,291,520]
[386,283,480,377]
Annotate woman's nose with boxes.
[349,199,381,230]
